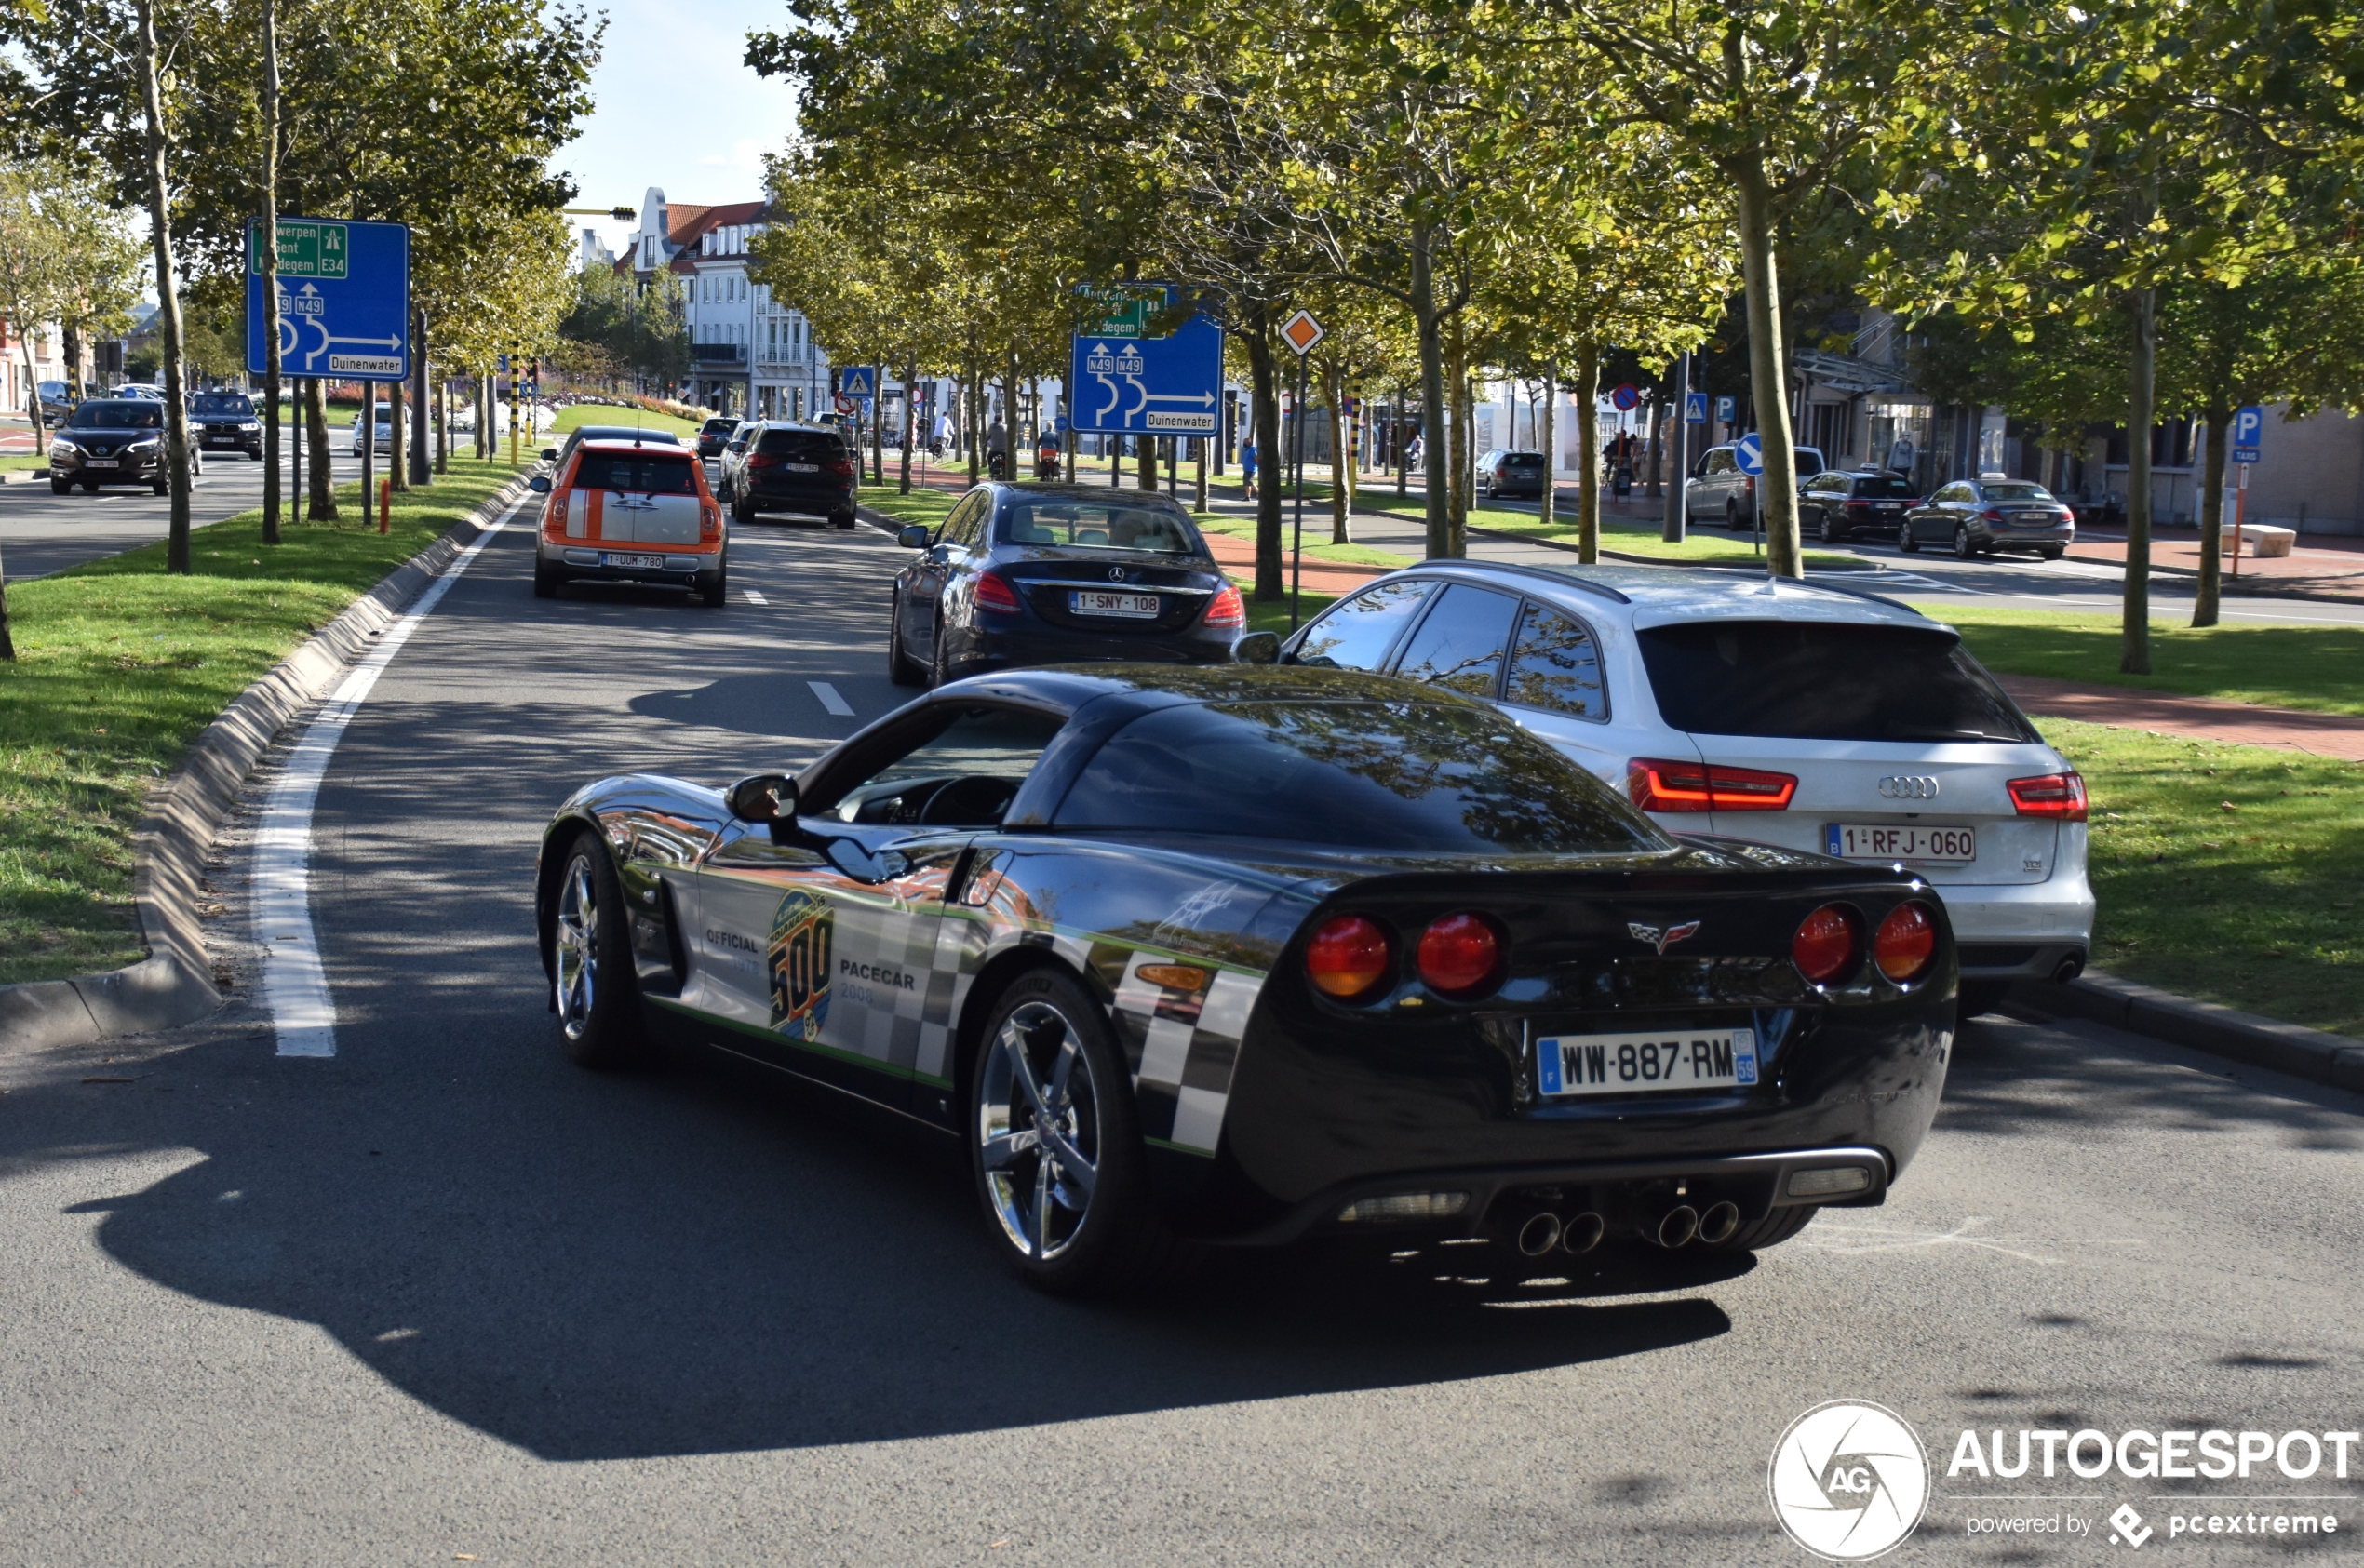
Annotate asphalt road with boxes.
[3,509,2360,1564]
[0,444,368,580]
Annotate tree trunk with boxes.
[1645,395,1664,499]
[1664,352,1691,543]
[1447,325,1471,557]
[435,370,448,475]
[389,377,408,492]
[1575,342,1602,564]
[1409,227,1453,558]
[0,562,14,660]
[1732,154,1801,578]
[2122,284,2156,672]
[1247,315,1283,599]
[256,0,284,525]
[136,0,195,574]
[410,310,429,486]
[63,323,83,397]
[1326,358,1350,544]
[305,377,336,518]
[1538,367,1558,531]
[898,355,916,494]
[2193,406,2229,627]
[1396,382,1409,498]
[966,359,981,485]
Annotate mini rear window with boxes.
[574,451,698,494]
[1054,700,1665,853]
[1637,621,2038,744]
[756,428,847,461]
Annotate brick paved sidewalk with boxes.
[2066,525,2364,602]
[1998,675,2364,761]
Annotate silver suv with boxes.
[1685,442,1824,529]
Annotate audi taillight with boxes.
[1306,915,1391,1001]
[1793,904,1861,985]
[1874,901,1939,982]
[973,572,1023,615]
[1204,583,1245,629]
[1416,913,1502,999]
[1627,757,1797,813]
[2008,771,2088,821]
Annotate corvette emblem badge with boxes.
[1628,919,1701,955]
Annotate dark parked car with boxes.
[47,398,195,494]
[536,663,1956,1294]
[1901,477,2076,560]
[887,481,1244,686]
[1800,469,1919,543]
[1475,448,1550,501]
[190,392,264,460]
[35,380,75,425]
[694,415,738,459]
[1685,442,1826,529]
[728,421,858,529]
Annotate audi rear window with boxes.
[1054,700,1666,853]
[756,429,847,461]
[574,451,698,494]
[1637,621,2038,744]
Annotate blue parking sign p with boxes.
[2232,405,2263,465]
[1715,395,1737,425]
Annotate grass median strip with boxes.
[0,455,522,985]
[2035,717,2363,1039]
[1915,603,2364,717]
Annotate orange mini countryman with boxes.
[530,438,730,605]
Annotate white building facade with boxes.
[615,187,832,421]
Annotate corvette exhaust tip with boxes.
[1653,1205,1699,1249]
[1696,1200,1741,1246]
[1559,1212,1605,1255]
[1515,1212,1564,1257]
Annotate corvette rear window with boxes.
[574,452,697,494]
[1637,621,2038,743]
[1054,700,1665,853]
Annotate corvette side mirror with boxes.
[897,525,930,549]
[725,773,798,824]
[1233,631,1281,665]
[528,476,552,493]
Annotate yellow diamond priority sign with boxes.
[1280,309,1324,356]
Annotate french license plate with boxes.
[1825,823,1978,863]
[83,458,117,468]
[1537,1026,1758,1097]
[601,552,665,570]
[1069,590,1161,618]
[786,462,819,473]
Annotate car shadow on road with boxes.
[10,1016,1735,1463]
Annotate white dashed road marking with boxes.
[808,680,854,717]
[254,501,523,1058]
[742,589,768,604]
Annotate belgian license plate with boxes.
[1069,590,1160,618]
[1825,823,1977,863]
[1537,1027,1758,1097]
[83,458,117,468]
[601,552,664,570]
[2014,512,2052,527]
[786,462,819,473]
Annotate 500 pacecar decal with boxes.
[768,890,833,1040]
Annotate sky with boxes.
[555,0,800,260]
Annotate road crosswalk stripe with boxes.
[808,680,854,717]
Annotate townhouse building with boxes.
[615,186,832,422]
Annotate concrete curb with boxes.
[0,474,531,1056]
[2009,972,2364,1093]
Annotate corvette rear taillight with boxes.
[1306,915,1391,1001]
[973,572,1023,615]
[2008,771,2088,821]
[1627,757,1797,812]
[1416,913,1503,999]
[1874,901,1938,982]
[1793,904,1861,985]
[1204,583,1244,629]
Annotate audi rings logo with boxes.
[1768,1400,1930,1561]
[1876,775,1940,800]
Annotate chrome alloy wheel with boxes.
[977,999,1102,1260]
[553,853,599,1041]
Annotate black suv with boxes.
[694,416,738,459]
[1799,468,1919,543]
[190,392,264,460]
[729,422,858,529]
[48,398,181,494]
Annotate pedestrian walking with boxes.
[1240,436,1258,501]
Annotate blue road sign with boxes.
[1735,431,1765,476]
[1715,395,1737,426]
[1069,285,1223,436]
[839,366,877,398]
[1686,391,1708,424]
[2232,405,2263,465]
[1610,383,1641,412]
[246,217,410,382]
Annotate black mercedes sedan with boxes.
[535,664,1955,1295]
[1901,476,2076,559]
[888,482,1244,686]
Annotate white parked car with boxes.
[349,416,396,454]
[1279,561,2094,1015]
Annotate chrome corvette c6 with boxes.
[535,665,1957,1294]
